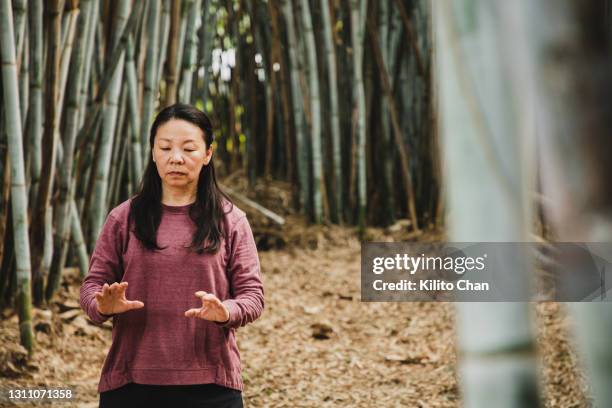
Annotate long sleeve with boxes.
[218,216,264,329]
[79,213,125,325]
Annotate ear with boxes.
[204,144,214,165]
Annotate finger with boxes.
[127,300,144,310]
[184,308,202,317]
[102,283,111,297]
[109,282,120,295]
[195,291,207,298]
[117,282,129,297]
[201,294,222,307]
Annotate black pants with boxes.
[99,382,243,408]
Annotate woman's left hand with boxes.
[184,291,230,323]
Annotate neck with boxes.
[161,185,197,206]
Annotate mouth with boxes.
[168,171,186,176]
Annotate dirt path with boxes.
[0,224,590,407]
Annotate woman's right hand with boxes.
[95,282,144,316]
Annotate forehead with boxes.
[156,119,205,144]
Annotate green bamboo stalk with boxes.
[434,1,540,406]
[299,0,323,223]
[30,0,62,305]
[93,17,105,83]
[45,0,92,302]
[26,0,43,210]
[321,0,342,223]
[110,114,129,208]
[199,0,216,107]
[70,198,89,279]
[378,0,395,226]
[56,6,79,122]
[18,35,28,135]
[156,0,171,89]
[179,0,201,103]
[90,0,130,245]
[280,0,308,214]
[165,0,181,106]
[12,0,26,68]
[140,0,160,166]
[0,114,10,281]
[367,15,419,232]
[107,86,128,210]
[268,0,292,182]
[350,0,366,233]
[0,0,34,353]
[74,0,144,159]
[175,0,191,90]
[78,0,99,128]
[125,36,143,188]
[522,1,612,406]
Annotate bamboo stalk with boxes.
[0,0,34,353]
[12,0,27,71]
[321,0,342,223]
[18,35,28,132]
[391,0,425,77]
[107,86,128,210]
[46,0,93,303]
[350,0,366,233]
[434,1,540,406]
[367,16,419,231]
[524,1,612,406]
[280,0,308,213]
[125,36,143,187]
[165,0,181,106]
[26,0,43,210]
[198,0,216,107]
[74,0,144,156]
[56,6,79,121]
[140,0,160,166]
[179,0,201,103]
[299,0,323,223]
[30,0,62,305]
[78,0,99,129]
[156,0,171,91]
[377,0,396,226]
[222,185,285,226]
[70,198,89,279]
[90,0,130,245]
[174,0,190,89]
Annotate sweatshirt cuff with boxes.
[88,301,112,325]
[215,300,240,328]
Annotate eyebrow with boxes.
[158,138,199,143]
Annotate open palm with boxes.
[184,291,230,323]
[95,282,144,315]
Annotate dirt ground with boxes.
[0,218,592,407]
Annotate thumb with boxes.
[126,300,144,310]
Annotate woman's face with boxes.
[152,119,213,190]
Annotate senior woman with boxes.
[80,103,264,408]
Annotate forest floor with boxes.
[0,177,592,407]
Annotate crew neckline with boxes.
[161,201,195,214]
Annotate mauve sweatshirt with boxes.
[79,198,264,393]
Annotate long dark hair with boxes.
[128,103,233,254]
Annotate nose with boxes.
[169,150,185,163]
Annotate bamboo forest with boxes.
[1,0,611,406]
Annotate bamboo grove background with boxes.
[0,0,437,353]
[3,0,612,407]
